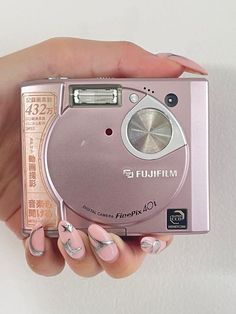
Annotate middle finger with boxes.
[57,220,103,277]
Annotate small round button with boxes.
[129,93,139,103]
[127,108,172,154]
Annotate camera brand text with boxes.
[123,169,178,179]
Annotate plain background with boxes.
[0,0,235,313]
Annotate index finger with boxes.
[0,38,204,88]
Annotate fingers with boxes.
[7,212,66,277]
[87,225,174,278]
[87,224,146,278]
[23,220,102,277]
[57,222,145,279]
[0,38,206,91]
[24,221,173,278]
[57,221,103,278]
[24,223,65,276]
[140,234,173,254]
[5,208,24,239]
[156,53,207,75]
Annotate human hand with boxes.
[0,38,207,277]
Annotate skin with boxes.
[0,37,193,278]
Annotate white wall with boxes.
[0,0,236,313]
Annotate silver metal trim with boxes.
[190,81,209,232]
[88,232,115,252]
[29,225,44,257]
[63,239,82,257]
[121,95,187,160]
[141,239,161,253]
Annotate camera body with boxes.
[21,78,209,237]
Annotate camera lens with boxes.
[165,93,178,107]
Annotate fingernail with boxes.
[88,224,119,263]
[58,220,85,260]
[157,53,208,75]
[29,222,45,257]
[140,237,167,254]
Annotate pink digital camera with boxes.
[21,78,209,237]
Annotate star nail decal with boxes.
[62,222,73,233]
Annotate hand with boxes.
[0,38,206,278]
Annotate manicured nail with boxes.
[140,237,167,254]
[58,220,85,260]
[157,53,208,75]
[29,222,45,257]
[88,224,119,263]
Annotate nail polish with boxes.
[58,220,85,260]
[29,222,45,257]
[140,237,166,254]
[88,224,119,263]
[157,53,208,75]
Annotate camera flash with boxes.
[72,86,121,106]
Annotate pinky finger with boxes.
[140,234,173,255]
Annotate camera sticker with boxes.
[21,93,59,229]
[167,209,187,230]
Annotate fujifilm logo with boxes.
[123,169,178,179]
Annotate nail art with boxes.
[58,220,85,260]
[140,237,166,254]
[157,53,208,75]
[88,224,119,263]
[29,222,45,257]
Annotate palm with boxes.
[0,86,22,233]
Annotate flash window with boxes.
[71,85,122,106]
